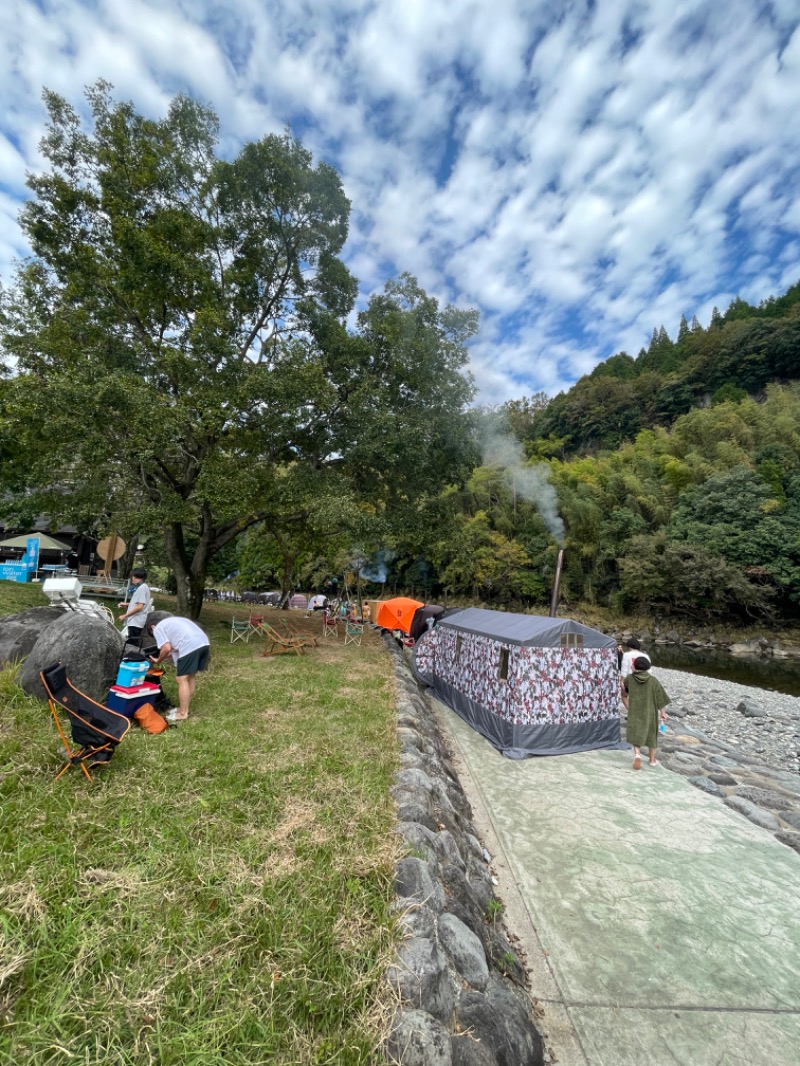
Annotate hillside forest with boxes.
[1,86,798,624]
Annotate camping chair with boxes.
[40,662,131,782]
[274,618,319,647]
[257,622,307,657]
[231,618,252,644]
[322,610,339,641]
[344,619,365,646]
[247,612,265,634]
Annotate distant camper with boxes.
[620,638,651,678]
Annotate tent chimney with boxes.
[549,548,564,618]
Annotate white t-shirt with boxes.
[153,617,210,665]
[621,648,651,677]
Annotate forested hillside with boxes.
[404,284,800,623]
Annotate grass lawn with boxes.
[0,587,402,1065]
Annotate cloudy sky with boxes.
[1,0,799,403]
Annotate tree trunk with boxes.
[164,522,209,619]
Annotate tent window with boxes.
[455,635,462,661]
[498,647,509,682]
[560,633,584,648]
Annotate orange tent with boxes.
[375,597,424,635]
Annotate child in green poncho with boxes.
[622,656,670,770]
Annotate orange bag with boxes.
[133,703,168,734]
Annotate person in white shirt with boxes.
[146,612,211,723]
[620,638,651,678]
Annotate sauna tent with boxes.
[412,607,622,758]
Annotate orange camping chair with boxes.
[40,662,131,781]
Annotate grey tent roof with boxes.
[437,607,616,650]
[0,532,72,552]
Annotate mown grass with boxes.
[0,590,402,1065]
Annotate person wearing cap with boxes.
[145,611,211,723]
[118,568,152,649]
[622,656,670,769]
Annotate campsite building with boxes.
[412,607,621,759]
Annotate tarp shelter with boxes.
[375,597,424,635]
[0,533,72,553]
[412,607,621,759]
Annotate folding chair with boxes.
[322,610,339,641]
[344,619,365,646]
[247,613,265,634]
[40,662,131,782]
[257,622,307,657]
[274,618,319,646]
[231,618,252,644]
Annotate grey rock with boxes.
[396,768,437,794]
[18,611,124,702]
[774,832,800,856]
[438,912,490,991]
[396,857,446,913]
[396,902,437,940]
[663,751,707,775]
[688,776,724,797]
[704,770,738,786]
[667,706,688,718]
[733,786,793,811]
[451,1034,497,1066]
[737,699,766,718]
[433,830,465,868]
[398,822,439,863]
[384,1009,453,1066]
[723,797,781,830]
[386,938,456,1023]
[456,977,544,1066]
[781,810,800,830]
[0,606,67,667]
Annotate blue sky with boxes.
[1,0,799,404]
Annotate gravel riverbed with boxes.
[636,666,800,853]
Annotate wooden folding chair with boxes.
[274,618,318,646]
[230,618,251,644]
[257,622,307,657]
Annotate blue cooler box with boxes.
[116,660,148,687]
[107,683,162,718]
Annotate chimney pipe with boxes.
[549,548,564,618]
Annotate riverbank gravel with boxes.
[637,666,800,854]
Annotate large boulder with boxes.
[18,611,125,702]
[0,607,67,668]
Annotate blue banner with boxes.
[24,536,40,572]
[0,564,33,583]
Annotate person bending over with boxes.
[145,611,210,723]
[622,656,670,770]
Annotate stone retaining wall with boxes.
[382,635,545,1066]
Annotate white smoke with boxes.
[482,430,565,545]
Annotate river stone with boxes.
[737,699,766,718]
[704,769,738,786]
[0,606,67,667]
[433,830,465,868]
[781,810,800,831]
[396,902,437,940]
[774,832,800,856]
[664,751,707,774]
[456,976,544,1066]
[723,797,781,830]
[733,785,793,811]
[667,706,688,718]
[398,821,439,863]
[437,912,489,991]
[384,1009,453,1066]
[386,937,455,1023]
[451,1034,497,1066]
[396,857,446,914]
[18,611,124,702]
[688,776,724,797]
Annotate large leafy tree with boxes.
[0,86,477,616]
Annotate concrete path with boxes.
[436,699,800,1066]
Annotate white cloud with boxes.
[0,0,799,404]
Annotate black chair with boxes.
[40,662,131,782]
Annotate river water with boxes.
[649,644,800,698]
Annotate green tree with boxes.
[1,86,476,617]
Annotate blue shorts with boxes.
[176,646,210,677]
